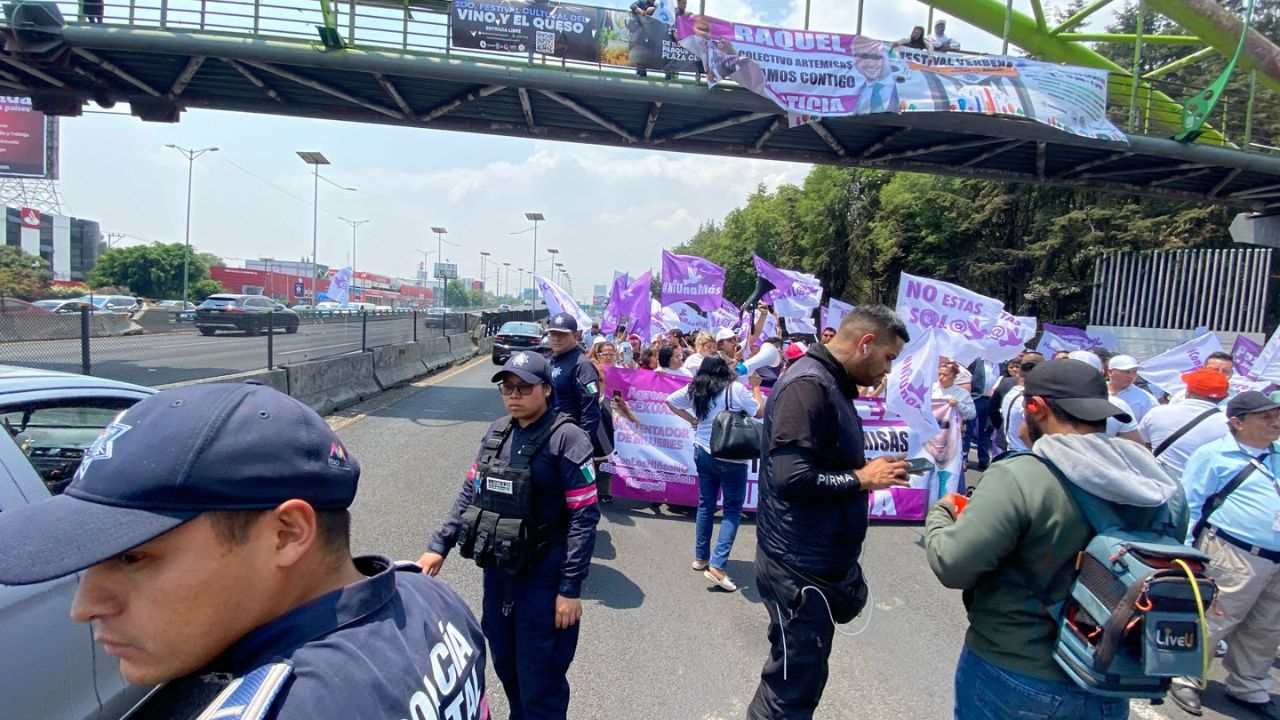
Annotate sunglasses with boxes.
[497,382,538,397]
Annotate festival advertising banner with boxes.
[450,0,698,73]
[599,367,962,520]
[895,272,1004,365]
[891,49,1126,142]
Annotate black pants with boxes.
[748,548,862,720]
[482,551,580,720]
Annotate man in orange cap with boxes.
[1138,367,1231,480]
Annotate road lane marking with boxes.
[327,356,485,432]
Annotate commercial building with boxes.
[4,205,100,281]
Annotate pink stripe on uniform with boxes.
[565,486,598,509]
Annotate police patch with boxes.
[580,463,596,484]
[486,476,514,494]
[584,382,599,396]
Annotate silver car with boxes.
[0,366,154,719]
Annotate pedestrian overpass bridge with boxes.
[4,0,1280,211]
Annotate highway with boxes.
[337,358,1236,720]
[0,314,465,386]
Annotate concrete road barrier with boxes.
[133,309,181,334]
[422,336,454,370]
[478,336,494,356]
[285,353,380,415]
[161,367,289,394]
[0,312,135,341]
[372,341,427,389]
[448,334,476,363]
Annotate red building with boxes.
[209,266,312,302]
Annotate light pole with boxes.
[166,144,218,304]
[296,152,332,305]
[338,217,369,301]
[503,262,512,301]
[525,212,544,278]
[479,251,491,300]
[555,261,565,287]
[546,248,559,284]
[431,226,448,306]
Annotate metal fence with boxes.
[0,307,498,387]
[1089,247,1273,333]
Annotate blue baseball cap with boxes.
[546,312,578,333]
[491,350,553,385]
[0,382,360,585]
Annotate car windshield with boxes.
[200,296,241,308]
[3,401,138,495]
[77,296,109,307]
[33,300,61,309]
[499,322,542,336]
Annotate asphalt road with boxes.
[335,358,1260,720]
[0,315,464,386]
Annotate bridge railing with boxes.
[38,0,1280,152]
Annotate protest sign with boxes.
[599,367,960,519]
[1232,335,1263,379]
[666,302,711,333]
[1036,323,1114,356]
[1250,326,1280,384]
[753,255,823,318]
[981,312,1036,362]
[661,251,725,312]
[886,328,941,444]
[895,272,1004,364]
[1137,333,1225,395]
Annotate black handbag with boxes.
[709,384,761,460]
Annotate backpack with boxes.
[1013,453,1217,699]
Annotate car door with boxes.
[0,391,151,720]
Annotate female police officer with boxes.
[419,350,600,720]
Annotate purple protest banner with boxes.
[599,368,957,520]
[753,255,823,318]
[1037,323,1113,355]
[603,271,652,337]
[1232,335,1264,379]
[661,250,725,312]
[895,272,1004,365]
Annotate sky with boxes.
[55,0,1116,301]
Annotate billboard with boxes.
[434,262,458,280]
[0,97,51,179]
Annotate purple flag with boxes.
[661,251,725,313]
[1232,334,1263,379]
[603,271,652,338]
[1037,323,1114,354]
[753,255,823,317]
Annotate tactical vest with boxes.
[456,413,575,575]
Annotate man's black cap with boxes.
[1024,358,1132,424]
[1227,390,1280,419]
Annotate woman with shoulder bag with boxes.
[665,356,764,592]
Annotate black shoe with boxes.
[599,494,613,504]
[1227,695,1280,720]
[1169,685,1203,716]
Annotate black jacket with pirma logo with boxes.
[756,343,869,575]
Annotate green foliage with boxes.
[44,283,91,299]
[679,167,1236,326]
[87,243,219,300]
[0,245,52,299]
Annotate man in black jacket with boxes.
[747,305,911,720]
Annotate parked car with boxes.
[0,298,53,314]
[31,299,98,314]
[0,365,154,720]
[491,321,544,364]
[290,303,313,312]
[423,307,455,328]
[194,294,300,336]
[76,295,140,316]
[153,300,195,312]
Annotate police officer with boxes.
[544,311,614,502]
[0,382,488,720]
[419,350,600,720]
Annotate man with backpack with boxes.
[925,359,1187,719]
[1169,391,1280,719]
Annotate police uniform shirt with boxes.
[1183,434,1280,551]
[1138,398,1230,479]
[133,556,488,720]
[549,346,608,457]
[429,411,600,598]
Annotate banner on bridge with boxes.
[450,0,699,74]
[599,367,962,521]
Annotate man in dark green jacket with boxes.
[925,359,1185,720]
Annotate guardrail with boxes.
[31,0,1277,151]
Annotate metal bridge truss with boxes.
[4,0,1280,210]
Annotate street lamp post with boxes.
[546,248,559,284]
[525,212,544,278]
[479,251,491,300]
[338,217,369,285]
[503,262,512,300]
[296,152,332,305]
[431,226,448,307]
[166,144,218,304]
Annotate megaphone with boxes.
[740,275,777,312]
[737,341,781,376]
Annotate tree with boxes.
[444,279,471,307]
[0,246,52,299]
[87,242,219,299]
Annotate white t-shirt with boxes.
[682,352,706,372]
[1111,383,1158,423]
[933,383,976,420]
[1001,386,1029,452]
[660,366,692,378]
[1106,395,1139,438]
[667,382,760,463]
[1137,398,1230,479]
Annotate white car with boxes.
[0,366,154,719]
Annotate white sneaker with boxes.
[691,559,708,571]
[704,568,738,592]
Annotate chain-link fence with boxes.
[0,307,509,387]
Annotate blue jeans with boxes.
[954,646,1128,720]
[693,446,747,571]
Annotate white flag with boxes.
[1138,333,1225,395]
[785,315,818,335]
[1251,324,1280,383]
[886,328,942,443]
[981,313,1036,363]
[895,272,1004,365]
[822,298,855,332]
[535,275,591,329]
[327,267,352,306]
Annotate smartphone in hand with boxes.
[905,457,934,475]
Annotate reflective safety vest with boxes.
[457,413,576,575]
